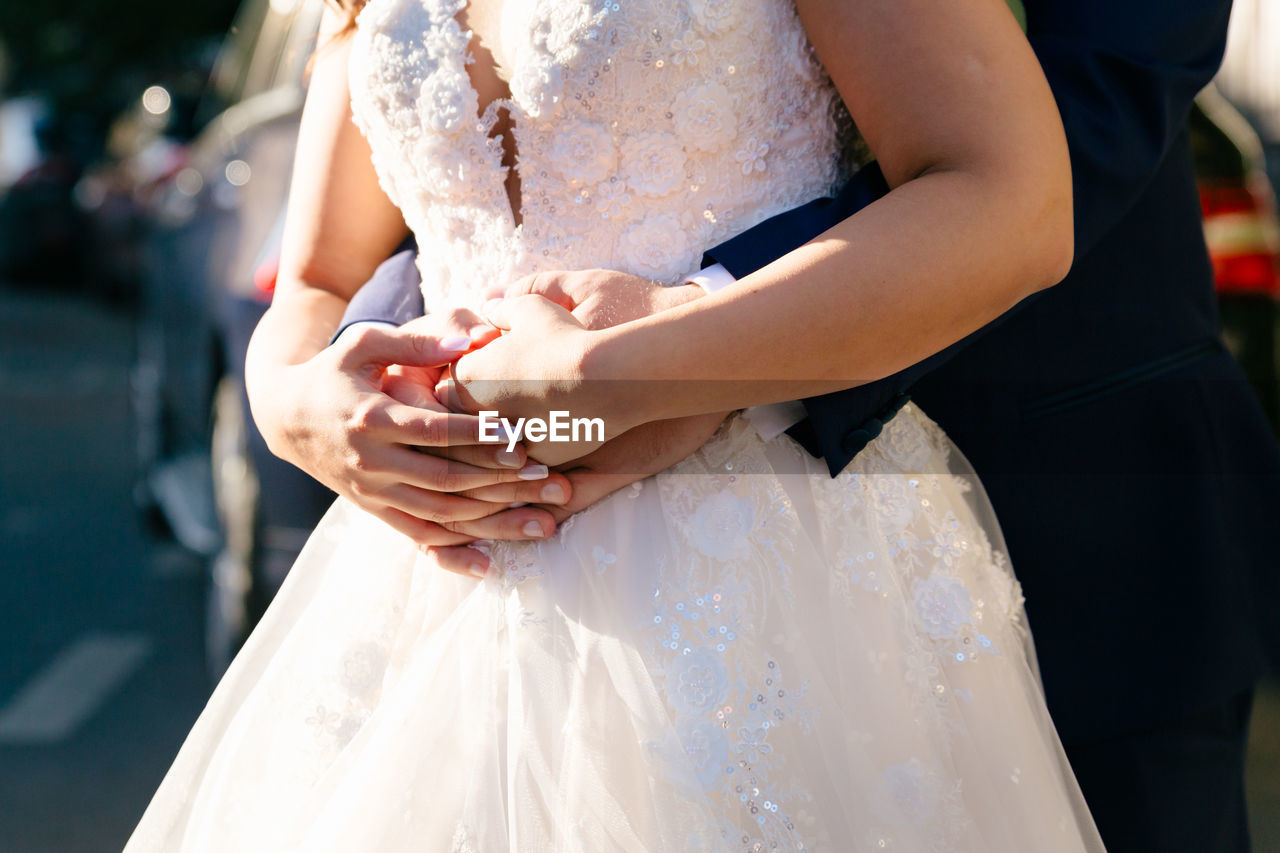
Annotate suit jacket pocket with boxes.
[1020,339,1222,421]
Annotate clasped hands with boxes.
[308,269,726,578]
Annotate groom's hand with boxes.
[507,268,704,329]
[539,413,730,522]
[426,411,730,576]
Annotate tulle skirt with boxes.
[126,405,1104,852]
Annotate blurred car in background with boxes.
[73,69,210,304]
[131,0,328,678]
[1192,85,1280,431]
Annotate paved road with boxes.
[0,287,1275,850]
[0,288,209,851]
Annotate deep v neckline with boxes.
[454,0,526,230]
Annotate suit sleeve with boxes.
[329,236,425,344]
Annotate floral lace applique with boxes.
[348,0,851,310]
[642,422,819,852]
[862,758,971,852]
[812,405,1027,737]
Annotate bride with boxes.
[127,0,1104,849]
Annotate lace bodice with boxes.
[348,0,852,308]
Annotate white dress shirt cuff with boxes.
[684,263,736,294]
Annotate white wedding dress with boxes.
[126,0,1106,849]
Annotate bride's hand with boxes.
[542,412,729,517]
[445,296,612,465]
[445,270,707,465]
[254,308,574,575]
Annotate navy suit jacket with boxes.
[335,0,1280,744]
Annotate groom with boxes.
[329,0,1279,849]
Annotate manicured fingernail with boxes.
[540,483,565,503]
[496,448,523,468]
[522,520,545,538]
[440,334,471,352]
[469,324,491,342]
[517,464,549,481]
[468,562,487,578]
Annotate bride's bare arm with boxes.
[246,8,572,569]
[452,0,1072,430]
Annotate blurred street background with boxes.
[1,0,1279,850]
